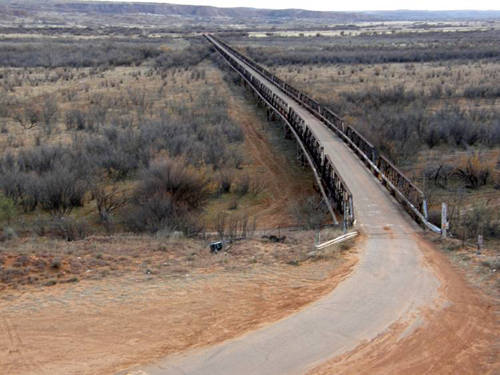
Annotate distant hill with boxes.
[366,10,500,21]
[50,2,366,20]
[1,1,499,28]
[2,0,375,23]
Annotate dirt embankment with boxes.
[0,234,359,375]
[307,234,499,375]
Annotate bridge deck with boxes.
[127,37,440,375]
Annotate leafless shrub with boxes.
[334,87,499,158]
[124,159,209,234]
[227,197,238,210]
[0,94,15,117]
[216,172,233,195]
[65,109,87,131]
[235,174,250,196]
[0,146,91,215]
[463,85,500,99]
[289,196,329,229]
[450,203,500,241]
[88,101,108,128]
[91,183,129,222]
[13,103,41,130]
[0,171,40,212]
[242,30,500,67]
[424,164,454,189]
[38,167,87,217]
[40,95,58,136]
[138,159,209,210]
[452,152,494,189]
[0,39,162,68]
[154,43,211,69]
[127,87,152,118]
[33,217,88,241]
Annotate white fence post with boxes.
[441,202,447,239]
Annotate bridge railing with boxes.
[287,107,354,224]
[208,35,437,231]
[206,34,354,228]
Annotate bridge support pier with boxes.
[267,108,276,121]
[283,124,292,139]
[296,143,306,167]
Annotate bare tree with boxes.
[13,104,41,130]
[91,184,129,222]
[215,212,227,241]
[453,152,492,189]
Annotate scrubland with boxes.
[0,22,497,299]
[0,33,326,290]
[0,16,498,375]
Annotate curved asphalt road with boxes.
[120,38,440,375]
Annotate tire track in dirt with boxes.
[2,316,44,374]
[225,89,314,227]
[0,250,358,375]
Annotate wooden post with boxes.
[477,235,483,255]
[441,202,447,239]
[422,199,428,220]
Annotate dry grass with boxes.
[250,43,500,237]
[0,62,216,152]
[0,42,319,234]
[0,228,342,291]
[272,60,500,111]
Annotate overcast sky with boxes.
[97,0,500,11]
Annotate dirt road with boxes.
[0,240,357,375]
[116,38,497,374]
[307,237,498,374]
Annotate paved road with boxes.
[121,38,440,375]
